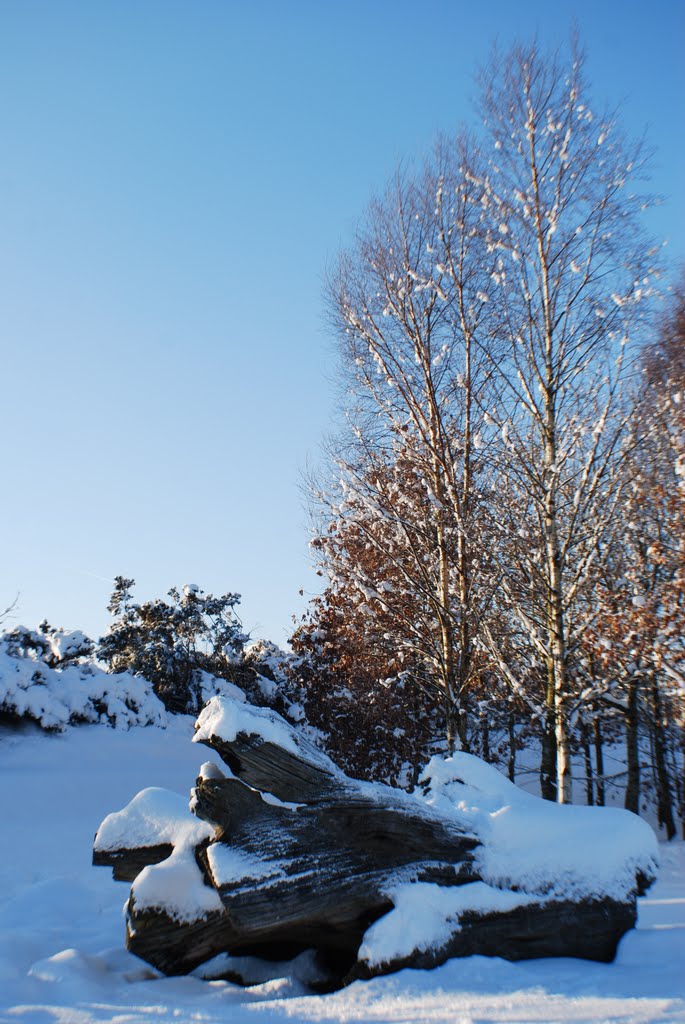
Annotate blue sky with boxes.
[1,0,683,647]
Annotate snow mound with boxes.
[420,753,659,902]
[94,787,214,853]
[132,846,224,924]
[359,756,659,970]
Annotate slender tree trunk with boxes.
[532,101,572,805]
[624,677,641,815]
[650,672,676,839]
[429,409,463,754]
[456,328,473,755]
[439,620,460,755]
[445,689,459,756]
[433,487,459,757]
[593,713,605,807]
[555,696,573,804]
[540,667,558,801]
[436,517,467,754]
[582,721,594,806]
[508,714,516,783]
[456,620,471,752]
[545,490,572,804]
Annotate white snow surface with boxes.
[132,845,224,923]
[421,752,659,902]
[194,693,302,753]
[0,719,683,1023]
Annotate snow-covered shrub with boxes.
[0,627,166,731]
[243,639,290,682]
[4,622,94,669]
[98,578,248,713]
[0,584,323,747]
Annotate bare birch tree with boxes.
[304,38,665,802]
[473,40,660,801]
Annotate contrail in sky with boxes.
[67,568,115,584]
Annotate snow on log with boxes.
[93,695,658,986]
[93,787,216,882]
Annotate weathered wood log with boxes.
[124,768,481,975]
[350,896,637,981]
[94,696,657,986]
[93,843,173,883]
[198,731,340,804]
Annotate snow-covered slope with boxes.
[0,720,683,1024]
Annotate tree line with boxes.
[290,39,684,834]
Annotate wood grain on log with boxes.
[194,731,341,804]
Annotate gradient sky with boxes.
[1,0,683,647]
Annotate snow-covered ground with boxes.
[0,720,683,1024]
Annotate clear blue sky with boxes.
[1,0,683,647]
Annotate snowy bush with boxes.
[98,578,248,713]
[4,622,94,669]
[0,613,311,737]
[0,627,166,731]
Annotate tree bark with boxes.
[624,677,641,815]
[508,714,517,783]
[540,684,558,802]
[649,672,676,840]
[593,714,606,807]
[582,721,594,806]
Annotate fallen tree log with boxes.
[92,841,173,883]
[93,696,659,986]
